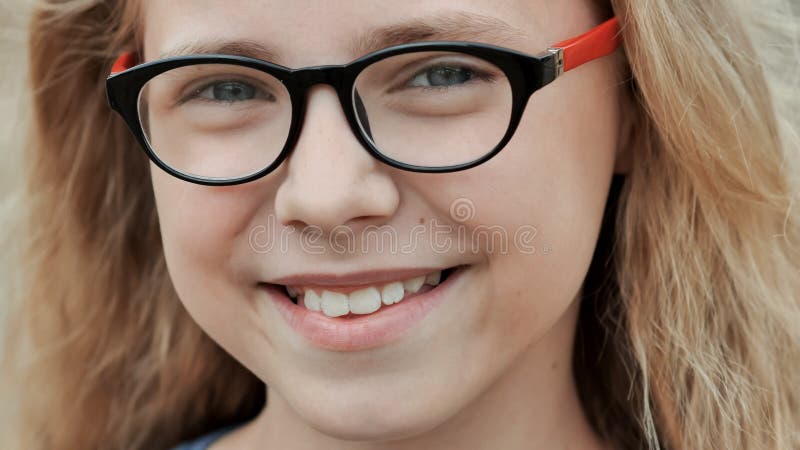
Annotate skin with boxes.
[142,0,633,448]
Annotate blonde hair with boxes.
[2,0,798,449]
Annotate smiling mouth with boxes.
[268,265,464,317]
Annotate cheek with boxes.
[150,168,265,321]
[427,63,620,353]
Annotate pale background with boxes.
[0,0,32,431]
[0,0,31,333]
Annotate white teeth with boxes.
[348,287,382,314]
[403,276,425,294]
[320,290,349,317]
[292,269,451,316]
[381,281,405,305]
[303,289,322,312]
[425,271,441,286]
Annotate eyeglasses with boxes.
[106,17,621,186]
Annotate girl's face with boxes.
[145,0,628,441]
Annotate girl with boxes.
[2,0,799,449]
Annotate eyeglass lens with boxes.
[137,51,513,180]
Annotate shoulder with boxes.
[169,423,244,450]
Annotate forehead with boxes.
[141,0,550,67]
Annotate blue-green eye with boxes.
[209,82,255,101]
[186,80,276,104]
[410,66,475,88]
[199,81,260,102]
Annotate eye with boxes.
[189,80,275,103]
[407,65,486,88]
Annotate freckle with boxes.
[551,362,558,370]
[419,217,426,224]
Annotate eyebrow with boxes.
[157,40,280,63]
[156,11,530,64]
[352,11,529,56]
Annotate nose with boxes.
[274,85,400,235]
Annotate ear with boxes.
[613,84,637,175]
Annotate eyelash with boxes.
[176,76,274,105]
[409,66,497,89]
[382,63,497,95]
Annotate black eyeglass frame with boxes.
[106,41,564,186]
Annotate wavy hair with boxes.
[2,0,798,449]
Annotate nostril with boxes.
[347,215,381,227]
[283,219,308,231]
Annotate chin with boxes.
[286,387,455,443]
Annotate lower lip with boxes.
[263,266,467,352]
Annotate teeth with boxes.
[290,269,449,317]
[403,276,425,293]
[348,287,382,314]
[320,290,349,317]
[303,289,322,311]
[381,281,405,305]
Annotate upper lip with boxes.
[267,266,456,287]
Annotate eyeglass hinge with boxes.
[547,47,565,78]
